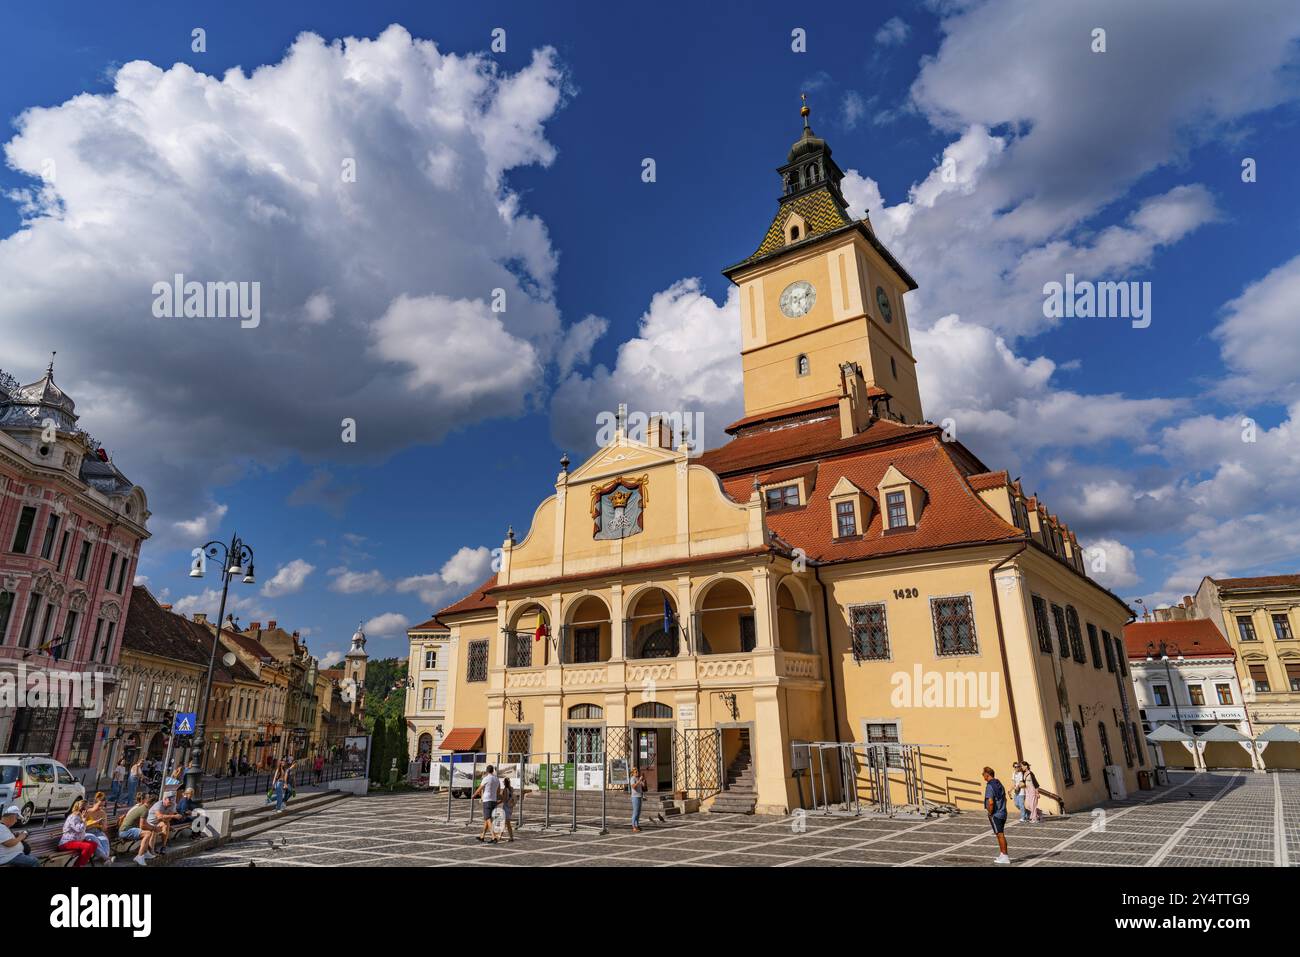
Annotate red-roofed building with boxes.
[1123,620,1250,768]
[404,615,451,760]
[434,108,1141,813]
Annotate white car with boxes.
[0,755,86,825]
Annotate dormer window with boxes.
[765,484,800,511]
[827,476,870,540]
[796,354,810,376]
[877,465,925,532]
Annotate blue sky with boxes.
[2,1,1298,665]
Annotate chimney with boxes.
[267,620,277,630]
[160,603,173,610]
[1182,596,1192,608]
[837,362,871,439]
[193,613,208,625]
[250,621,262,632]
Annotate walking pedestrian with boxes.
[126,757,142,805]
[271,760,289,812]
[630,767,647,833]
[58,800,100,867]
[1011,762,1028,822]
[0,805,38,867]
[472,765,501,843]
[1021,761,1042,822]
[109,759,126,804]
[982,766,1011,864]
[499,777,516,842]
[313,753,324,784]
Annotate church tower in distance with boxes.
[722,96,923,428]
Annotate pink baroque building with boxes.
[0,362,150,773]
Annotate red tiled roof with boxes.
[717,432,1023,564]
[1123,619,1235,660]
[724,398,839,435]
[436,575,498,618]
[439,727,485,752]
[222,630,275,661]
[1212,574,1300,591]
[409,617,450,632]
[699,414,934,476]
[968,470,1010,492]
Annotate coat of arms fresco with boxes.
[591,475,648,540]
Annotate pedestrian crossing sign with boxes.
[174,712,197,735]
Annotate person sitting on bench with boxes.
[0,805,38,867]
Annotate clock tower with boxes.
[722,97,923,427]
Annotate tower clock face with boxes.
[779,280,816,318]
[876,286,893,323]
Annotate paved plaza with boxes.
[177,770,1298,867]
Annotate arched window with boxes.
[634,623,677,659]
[790,224,800,241]
[1098,722,1112,766]
[632,702,672,719]
[1054,722,1074,786]
[1073,722,1090,780]
[417,733,433,755]
[796,354,810,376]
[567,704,603,720]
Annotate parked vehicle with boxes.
[0,754,87,824]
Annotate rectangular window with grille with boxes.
[467,640,488,682]
[835,500,857,537]
[932,596,977,656]
[864,721,903,768]
[1111,633,1127,675]
[849,603,889,660]
[1050,604,1069,657]
[507,631,532,668]
[507,728,532,759]
[1086,623,1103,669]
[1066,607,1086,663]
[1031,595,1052,653]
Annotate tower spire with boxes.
[46,350,56,378]
[800,92,811,130]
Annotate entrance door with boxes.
[654,728,673,792]
[636,729,658,791]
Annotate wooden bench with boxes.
[26,826,77,867]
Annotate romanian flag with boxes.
[533,612,549,642]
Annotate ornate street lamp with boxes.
[185,533,255,798]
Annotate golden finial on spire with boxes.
[800,92,810,127]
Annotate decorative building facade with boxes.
[0,362,150,772]
[404,616,450,760]
[433,106,1141,814]
[1123,619,1249,768]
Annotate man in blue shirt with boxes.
[982,766,1011,864]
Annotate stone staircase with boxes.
[709,747,758,814]
[226,789,351,843]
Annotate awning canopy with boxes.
[1256,724,1300,743]
[1146,723,1195,743]
[438,727,485,752]
[1196,724,1249,742]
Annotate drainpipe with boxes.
[812,564,844,743]
[988,544,1029,761]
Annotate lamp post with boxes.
[185,533,255,798]
[1145,640,1186,731]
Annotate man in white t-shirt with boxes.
[1,805,38,867]
[473,766,501,843]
